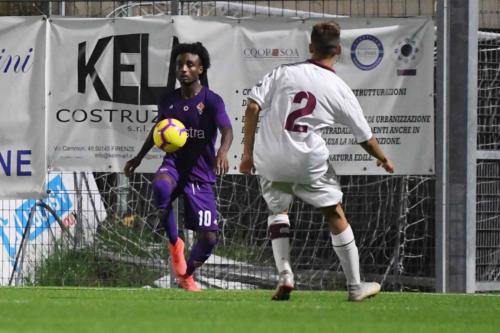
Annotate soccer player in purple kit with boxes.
[124,42,233,291]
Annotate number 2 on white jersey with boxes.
[284,91,317,133]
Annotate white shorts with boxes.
[259,163,343,213]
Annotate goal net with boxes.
[25,171,431,291]
[18,30,500,291]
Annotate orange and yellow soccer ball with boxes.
[153,118,188,153]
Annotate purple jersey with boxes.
[157,86,232,183]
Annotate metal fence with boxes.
[476,31,500,290]
[0,0,497,28]
[1,1,436,18]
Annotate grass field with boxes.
[1,288,499,333]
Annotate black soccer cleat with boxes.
[272,285,294,301]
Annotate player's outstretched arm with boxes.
[215,127,234,175]
[359,136,395,173]
[239,99,261,175]
[124,126,155,178]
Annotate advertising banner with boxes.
[0,173,105,286]
[0,17,46,198]
[47,16,174,172]
[47,16,434,175]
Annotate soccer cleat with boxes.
[177,274,201,292]
[347,282,381,302]
[271,270,294,301]
[168,238,187,278]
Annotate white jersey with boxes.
[249,60,372,183]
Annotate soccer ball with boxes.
[153,118,188,153]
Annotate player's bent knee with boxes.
[152,176,175,208]
[267,214,290,240]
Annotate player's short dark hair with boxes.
[171,42,211,70]
[311,21,341,57]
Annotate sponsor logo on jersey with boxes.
[186,128,206,139]
[350,35,384,71]
[196,102,205,115]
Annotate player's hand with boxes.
[215,151,229,176]
[239,154,255,175]
[377,158,395,174]
[124,156,142,178]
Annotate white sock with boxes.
[331,225,360,286]
[268,214,292,274]
[272,238,292,273]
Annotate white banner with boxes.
[47,16,434,175]
[329,18,434,174]
[47,16,174,172]
[0,173,105,286]
[0,17,46,198]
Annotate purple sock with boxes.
[161,209,178,245]
[152,177,178,244]
[186,232,218,276]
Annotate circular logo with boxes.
[392,38,421,67]
[351,35,384,71]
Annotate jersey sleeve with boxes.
[248,67,279,109]
[211,93,232,129]
[335,90,373,143]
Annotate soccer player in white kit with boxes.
[239,21,395,301]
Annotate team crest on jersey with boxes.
[196,102,205,115]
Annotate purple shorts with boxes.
[155,165,219,232]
